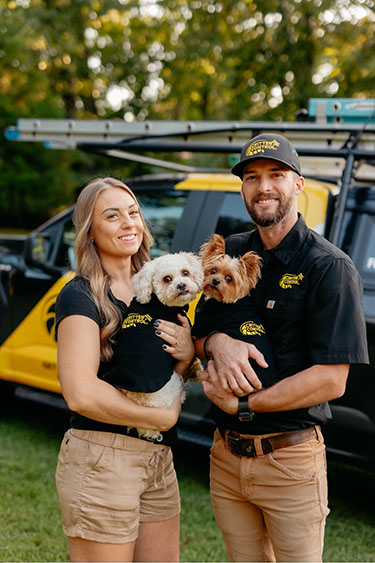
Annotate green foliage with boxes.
[1,0,375,226]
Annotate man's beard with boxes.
[244,191,295,227]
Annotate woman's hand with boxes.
[154,313,195,362]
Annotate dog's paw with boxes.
[183,357,205,382]
[195,369,210,382]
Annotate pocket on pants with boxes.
[268,440,320,481]
[210,430,225,458]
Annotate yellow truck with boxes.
[2,101,375,465]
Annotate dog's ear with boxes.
[240,251,262,290]
[185,253,204,289]
[132,260,155,303]
[199,233,226,262]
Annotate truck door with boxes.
[0,217,75,394]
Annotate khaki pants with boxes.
[210,428,329,562]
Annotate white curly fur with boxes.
[132,251,204,307]
[122,372,187,442]
[122,251,203,442]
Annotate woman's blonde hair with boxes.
[73,177,153,361]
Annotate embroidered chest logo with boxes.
[279,273,304,289]
[240,321,265,337]
[122,313,152,329]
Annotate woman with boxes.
[55,177,195,562]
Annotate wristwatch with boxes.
[237,395,256,422]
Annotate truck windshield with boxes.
[137,189,188,257]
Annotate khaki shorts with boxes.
[55,429,180,544]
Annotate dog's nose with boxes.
[212,278,220,286]
[177,282,186,291]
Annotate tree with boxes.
[1,0,374,227]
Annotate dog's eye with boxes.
[182,270,190,277]
[163,276,172,283]
[225,275,233,283]
[210,268,217,275]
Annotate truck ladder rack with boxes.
[5,118,375,154]
[5,116,375,246]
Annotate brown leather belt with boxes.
[223,426,318,458]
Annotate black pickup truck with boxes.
[0,166,374,467]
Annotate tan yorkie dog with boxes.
[195,234,277,388]
[199,233,262,303]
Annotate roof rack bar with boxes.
[93,148,197,173]
[78,141,375,160]
[6,118,375,136]
[329,153,355,246]
[6,118,375,150]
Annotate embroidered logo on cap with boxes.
[279,273,304,289]
[245,138,280,157]
[240,321,266,336]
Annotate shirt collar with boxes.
[254,213,309,265]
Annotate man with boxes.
[194,133,369,562]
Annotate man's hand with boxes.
[205,333,267,396]
[201,361,238,415]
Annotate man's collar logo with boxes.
[279,273,304,289]
[245,138,280,157]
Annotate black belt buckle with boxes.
[227,432,256,458]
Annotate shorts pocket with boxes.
[55,431,72,490]
[84,441,112,474]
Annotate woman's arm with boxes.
[57,315,181,431]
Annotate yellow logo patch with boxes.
[122,313,152,329]
[245,138,280,157]
[279,273,304,289]
[240,321,265,337]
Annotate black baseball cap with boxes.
[231,133,302,178]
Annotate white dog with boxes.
[114,251,204,441]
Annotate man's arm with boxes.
[201,361,349,415]
[194,333,266,395]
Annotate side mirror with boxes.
[24,233,63,276]
[24,232,52,269]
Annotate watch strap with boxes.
[237,395,256,421]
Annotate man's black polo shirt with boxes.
[205,214,369,434]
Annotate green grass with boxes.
[324,462,375,562]
[0,409,69,562]
[0,398,374,562]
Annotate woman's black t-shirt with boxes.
[55,275,177,446]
